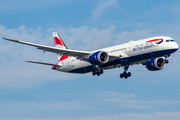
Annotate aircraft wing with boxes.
[3,38,120,61]
[3,38,91,60]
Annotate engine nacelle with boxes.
[146,58,165,71]
[89,51,109,65]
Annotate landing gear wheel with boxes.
[100,69,103,74]
[92,69,103,76]
[124,75,128,79]
[120,65,131,79]
[120,73,123,78]
[165,60,169,64]
[164,54,170,64]
[92,71,96,76]
[127,72,131,77]
[97,73,100,76]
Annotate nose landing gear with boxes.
[164,54,170,64]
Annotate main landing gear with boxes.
[92,69,103,76]
[120,65,131,79]
[92,65,104,76]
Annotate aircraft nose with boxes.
[173,42,179,50]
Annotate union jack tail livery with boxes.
[52,32,68,62]
[52,32,67,49]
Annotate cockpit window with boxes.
[166,39,175,42]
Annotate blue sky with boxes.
[1,0,180,120]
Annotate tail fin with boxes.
[52,32,68,62]
[52,32,68,49]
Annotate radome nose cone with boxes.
[173,42,179,50]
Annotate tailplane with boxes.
[25,61,61,66]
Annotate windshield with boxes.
[166,39,175,42]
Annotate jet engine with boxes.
[146,58,165,71]
[89,51,109,65]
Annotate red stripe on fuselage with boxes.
[53,37,65,46]
[147,38,163,42]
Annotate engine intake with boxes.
[89,51,109,65]
[146,58,165,71]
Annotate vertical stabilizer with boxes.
[52,32,68,49]
[52,32,68,63]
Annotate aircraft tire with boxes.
[97,73,100,76]
[100,69,103,74]
[92,71,96,76]
[120,73,124,78]
[124,73,128,79]
[165,60,169,64]
[128,72,131,77]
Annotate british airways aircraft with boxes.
[3,32,179,79]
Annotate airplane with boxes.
[3,32,179,79]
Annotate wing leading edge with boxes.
[3,37,120,62]
[3,38,91,60]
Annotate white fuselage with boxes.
[55,36,179,73]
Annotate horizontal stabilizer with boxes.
[25,61,61,67]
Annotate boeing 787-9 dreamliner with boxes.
[3,32,179,79]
